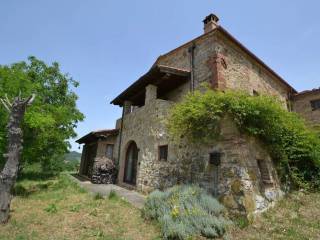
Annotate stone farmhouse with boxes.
[77,14,320,215]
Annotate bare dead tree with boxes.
[0,94,35,224]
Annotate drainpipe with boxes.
[116,105,125,182]
[188,43,196,92]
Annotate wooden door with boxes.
[124,141,138,185]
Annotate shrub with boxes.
[143,185,230,239]
[168,89,320,189]
[13,184,28,197]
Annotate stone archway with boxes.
[123,141,138,185]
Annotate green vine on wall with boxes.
[167,89,320,190]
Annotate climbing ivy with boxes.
[167,89,320,190]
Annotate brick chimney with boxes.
[203,14,219,33]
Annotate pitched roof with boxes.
[111,24,297,105]
[294,88,320,98]
[76,129,119,144]
[111,65,190,106]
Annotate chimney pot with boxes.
[203,14,219,33]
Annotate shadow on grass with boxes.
[13,167,59,197]
[18,170,57,181]
[13,181,54,197]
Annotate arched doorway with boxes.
[124,141,138,185]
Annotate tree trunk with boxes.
[0,95,34,224]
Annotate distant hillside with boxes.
[64,151,81,162]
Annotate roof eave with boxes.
[76,129,119,144]
[111,25,297,106]
[110,65,190,106]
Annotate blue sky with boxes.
[1,1,319,152]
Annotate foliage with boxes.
[63,159,80,172]
[0,56,84,171]
[143,185,230,239]
[64,151,81,162]
[167,89,320,189]
[62,151,81,172]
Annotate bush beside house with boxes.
[143,185,230,239]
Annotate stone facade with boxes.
[115,89,283,216]
[111,18,314,216]
[214,32,292,107]
[156,30,294,108]
[117,91,174,192]
[78,131,118,181]
[293,89,320,128]
[78,14,319,217]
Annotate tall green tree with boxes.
[0,57,84,171]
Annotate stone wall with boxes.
[215,32,291,107]
[160,81,190,102]
[293,90,320,128]
[157,31,292,107]
[117,97,174,192]
[117,89,282,216]
[167,117,282,217]
[95,136,118,159]
[157,31,218,89]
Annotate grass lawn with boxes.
[0,173,161,240]
[1,171,320,240]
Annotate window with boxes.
[311,99,320,111]
[257,159,272,184]
[158,145,168,161]
[209,151,221,166]
[106,144,114,159]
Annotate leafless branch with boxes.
[26,94,36,105]
[4,94,12,107]
[0,98,11,112]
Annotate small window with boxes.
[253,90,259,96]
[311,99,320,111]
[257,159,272,184]
[209,151,221,166]
[158,145,168,161]
[106,144,114,159]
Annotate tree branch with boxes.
[4,94,12,108]
[26,94,36,105]
[0,98,11,112]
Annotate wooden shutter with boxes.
[257,159,272,183]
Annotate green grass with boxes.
[228,191,320,239]
[0,173,161,240]
[1,167,320,240]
